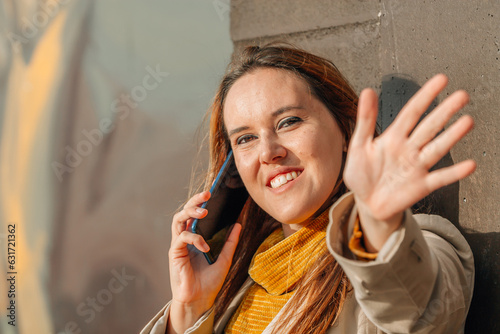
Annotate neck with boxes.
[281,222,303,238]
[281,196,339,238]
[280,208,326,237]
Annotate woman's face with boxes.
[223,68,345,231]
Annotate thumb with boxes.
[214,224,242,268]
[351,88,378,148]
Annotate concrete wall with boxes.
[231,1,500,332]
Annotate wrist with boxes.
[168,299,211,334]
[353,196,404,253]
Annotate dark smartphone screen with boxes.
[191,151,249,264]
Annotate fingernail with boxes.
[203,244,210,252]
[196,208,205,214]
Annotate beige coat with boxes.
[141,193,474,334]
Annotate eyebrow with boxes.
[227,105,305,138]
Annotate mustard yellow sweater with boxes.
[224,212,376,333]
[225,211,330,333]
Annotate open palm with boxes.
[344,74,476,224]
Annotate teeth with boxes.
[270,171,301,189]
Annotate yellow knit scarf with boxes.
[225,210,330,333]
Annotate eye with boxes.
[236,134,257,145]
[277,116,302,130]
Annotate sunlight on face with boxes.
[223,68,346,234]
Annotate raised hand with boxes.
[168,191,241,333]
[344,74,476,252]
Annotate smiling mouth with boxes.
[270,171,302,189]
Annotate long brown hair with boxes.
[201,43,358,333]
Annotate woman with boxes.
[142,44,475,333]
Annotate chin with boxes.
[267,206,318,225]
[264,192,338,225]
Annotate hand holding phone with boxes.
[168,189,243,333]
[191,150,249,264]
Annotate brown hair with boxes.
[201,43,358,333]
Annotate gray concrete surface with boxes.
[231,1,499,332]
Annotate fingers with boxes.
[184,191,211,210]
[409,90,470,149]
[425,159,476,191]
[169,231,210,259]
[172,208,206,236]
[420,115,475,169]
[172,191,211,239]
[388,74,449,137]
[351,88,378,148]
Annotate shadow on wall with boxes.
[379,75,499,334]
[464,231,500,333]
[378,74,455,221]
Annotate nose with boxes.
[259,133,286,164]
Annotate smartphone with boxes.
[191,150,249,264]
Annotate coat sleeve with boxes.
[326,192,474,334]
[140,302,215,334]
